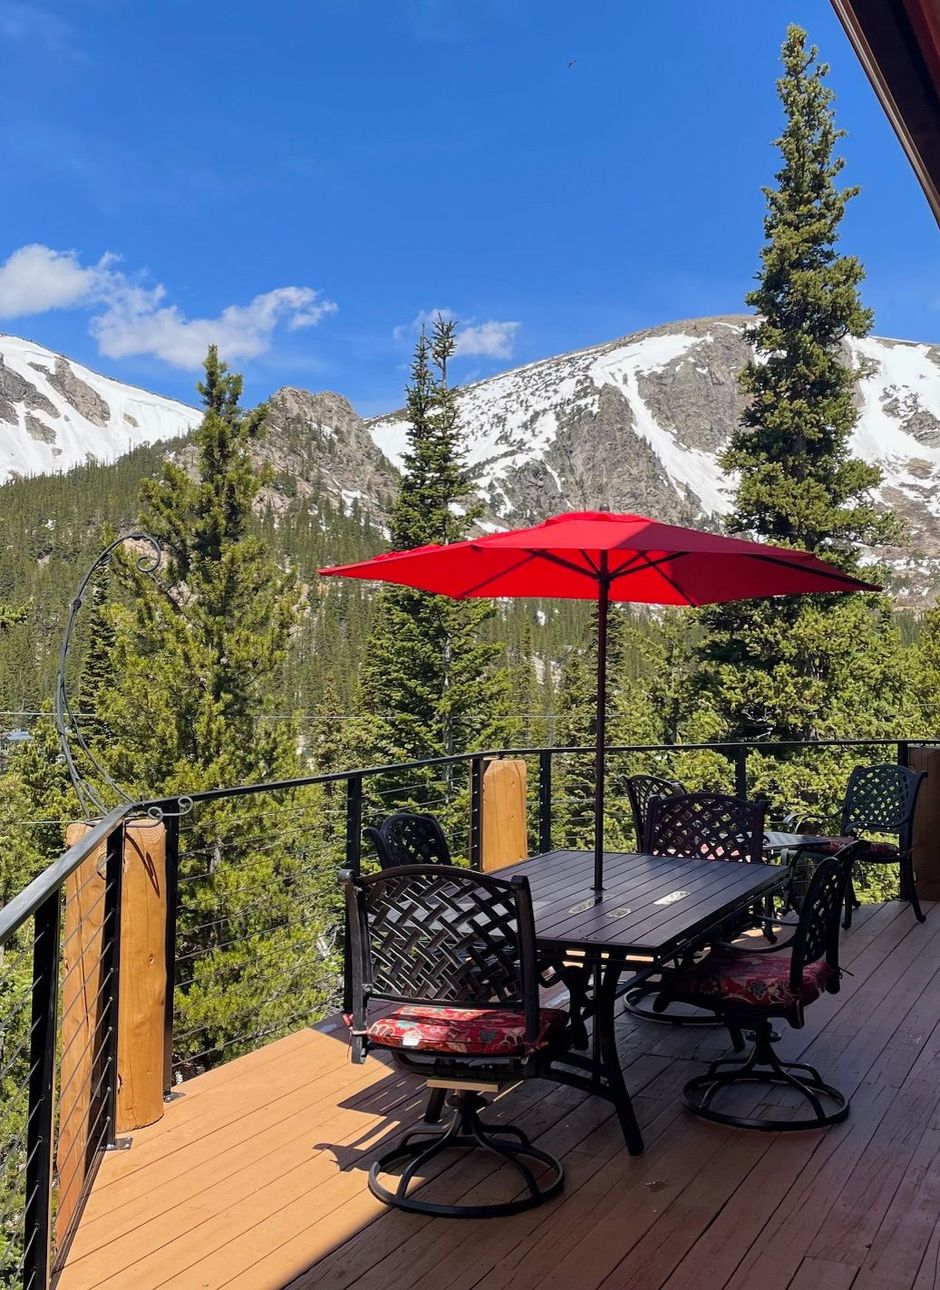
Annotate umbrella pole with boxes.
[594,567,610,894]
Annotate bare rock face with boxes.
[259,388,398,524]
[47,357,110,426]
[0,356,60,424]
[24,413,56,444]
[637,318,749,456]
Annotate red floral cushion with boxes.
[804,836,898,858]
[362,1004,567,1055]
[670,949,834,1010]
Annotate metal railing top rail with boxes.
[0,804,133,946]
[136,735,939,812]
[4,734,935,945]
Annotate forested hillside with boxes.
[0,424,616,738]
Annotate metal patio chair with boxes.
[341,863,573,1218]
[626,773,686,851]
[787,763,926,927]
[364,811,451,870]
[661,841,866,1131]
[624,792,768,1025]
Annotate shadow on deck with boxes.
[57,901,940,1290]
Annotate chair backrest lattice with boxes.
[343,864,540,1018]
[365,812,451,870]
[840,764,926,851]
[644,791,767,864]
[790,842,865,993]
[626,774,686,851]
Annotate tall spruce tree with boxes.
[695,26,910,755]
[354,318,511,833]
[96,348,338,1071]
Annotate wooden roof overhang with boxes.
[831,0,940,223]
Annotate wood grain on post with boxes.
[117,821,167,1132]
[909,747,940,900]
[56,818,166,1241]
[482,758,528,872]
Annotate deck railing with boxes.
[0,734,932,1289]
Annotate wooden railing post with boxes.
[481,759,528,872]
[909,746,940,900]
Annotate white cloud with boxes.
[0,242,337,370]
[392,307,455,341]
[0,244,111,317]
[455,319,520,359]
[393,307,520,360]
[92,283,337,369]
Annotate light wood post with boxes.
[909,747,940,900]
[116,821,167,1131]
[58,820,167,1161]
[481,758,528,872]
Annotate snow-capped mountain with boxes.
[368,316,940,598]
[4,315,940,600]
[0,334,197,479]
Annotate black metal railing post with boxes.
[22,891,62,1290]
[163,808,180,1099]
[345,775,363,874]
[538,750,553,855]
[100,824,126,1149]
[469,757,484,869]
[732,746,748,800]
[898,740,910,767]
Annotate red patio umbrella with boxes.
[320,510,879,891]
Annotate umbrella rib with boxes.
[456,551,540,597]
[526,550,604,581]
[606,546,685,583]
[747,551,875,589]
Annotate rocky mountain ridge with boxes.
[3,316,940,601]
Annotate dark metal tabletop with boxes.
[499,849,789,963]
[763,831,828,852]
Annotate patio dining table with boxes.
[498,848,790,1156]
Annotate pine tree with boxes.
[695,25,908,748]
[354,318,512,838]
[692,26,916,874]
[96,348,338,1072]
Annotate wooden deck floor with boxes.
[58,901,940,1290]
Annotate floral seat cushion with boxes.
[669,949,834,1010]
[362,1004,567,1055]
[798,836,898,858]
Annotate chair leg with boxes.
[842,876,858,931]
[902,853,927,924]
[682,1017,849,1132]
[424,1087,447,1124]
[368,1089,564,1218]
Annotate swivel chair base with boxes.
[682,1020,849,1132]
[369,1088,564,1217]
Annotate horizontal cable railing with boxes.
[0,807,132,1290]
[1,734,936,1288]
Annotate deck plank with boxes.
[57,901,940,1290]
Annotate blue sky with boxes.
[0,0,936,414]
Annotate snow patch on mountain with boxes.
[0,335,197,480]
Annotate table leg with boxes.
[543,956,644,1155]
[596,961,644,1156]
